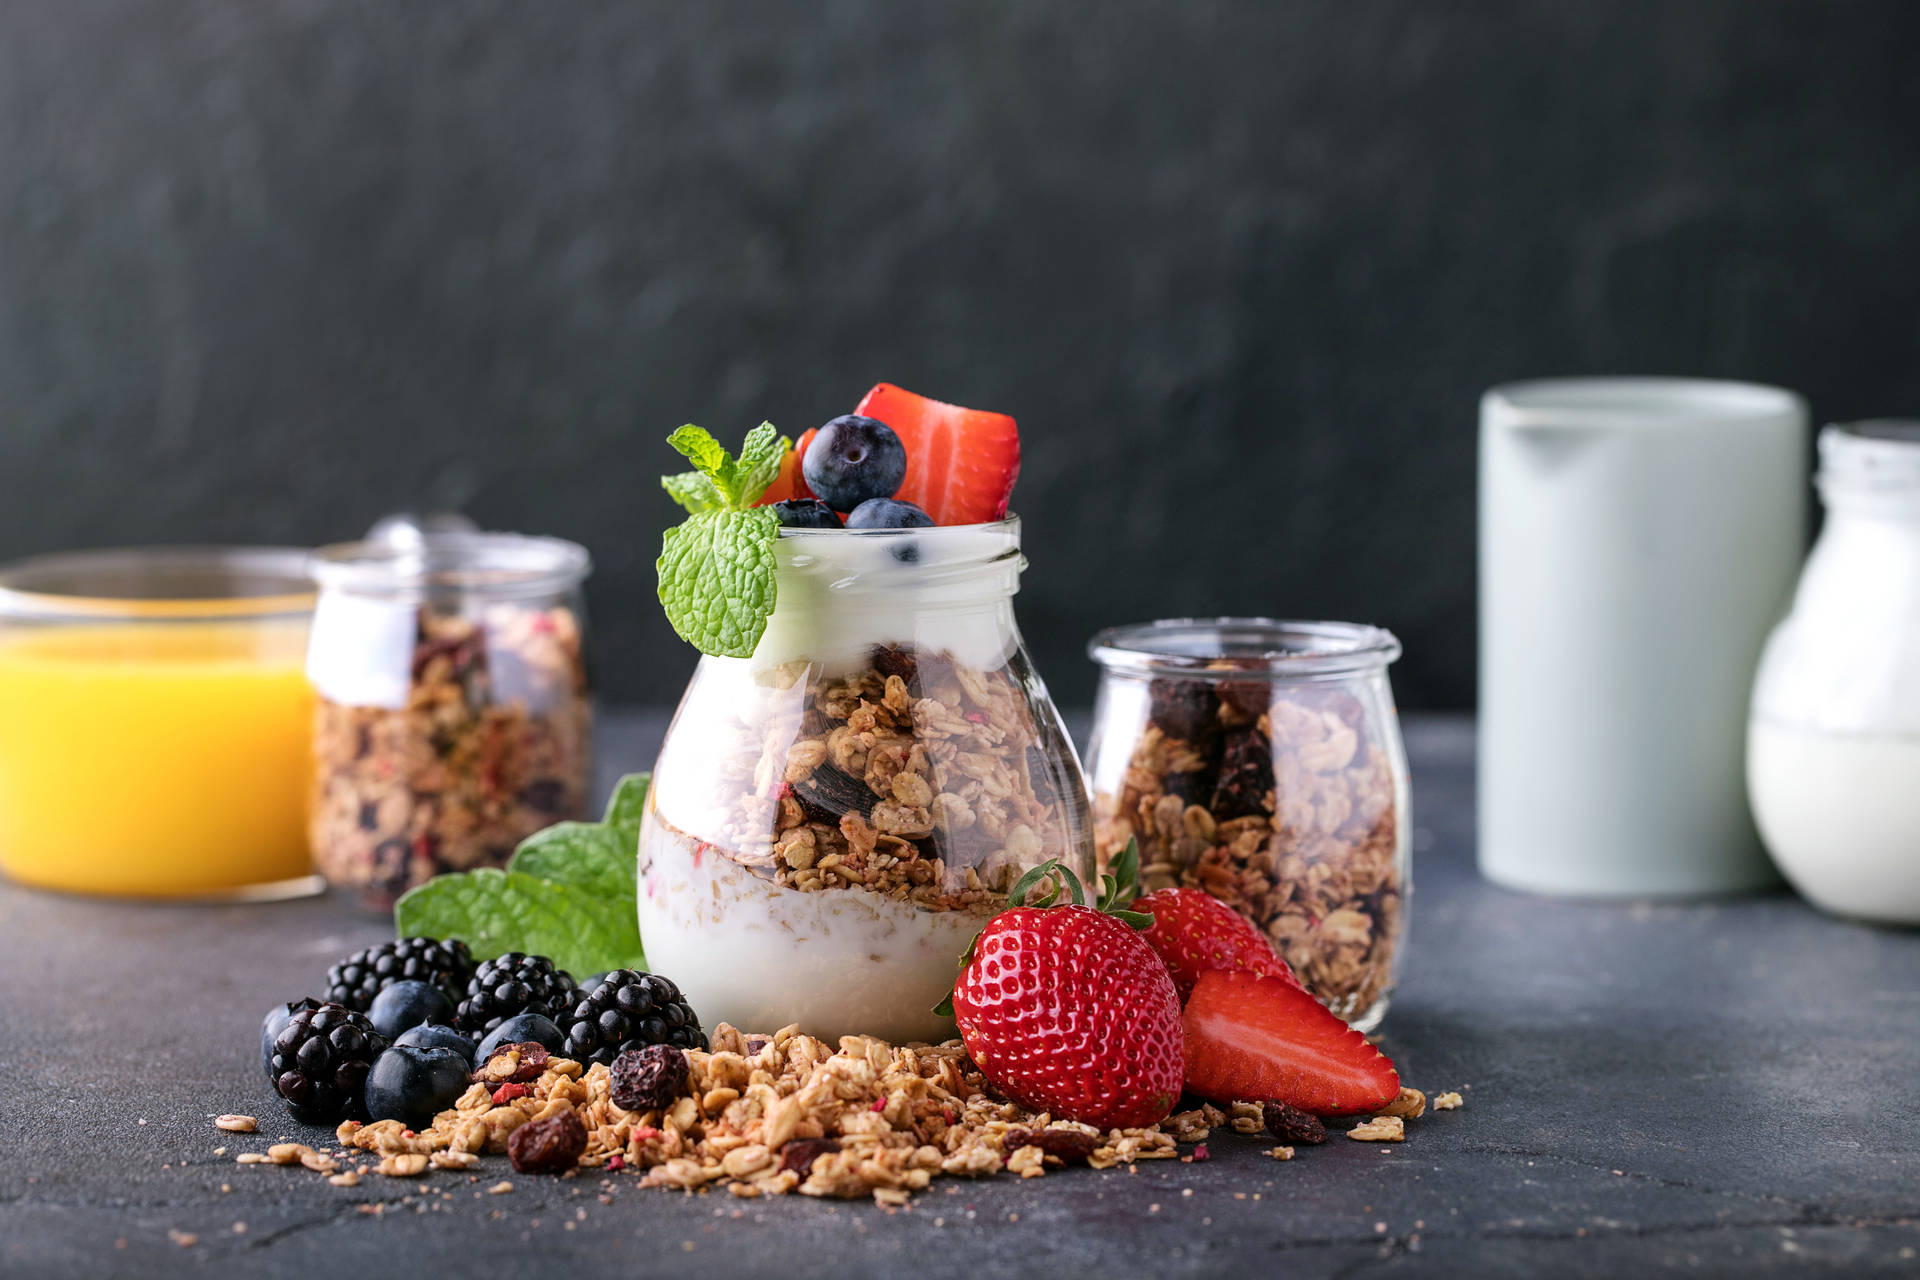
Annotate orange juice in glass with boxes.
[0,548,321,898]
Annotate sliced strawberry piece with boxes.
[1182,969,1399,1116]
[1137,887,1305,1002]
[754,428,816,505]
[853,383,1019,525]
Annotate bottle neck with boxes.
[1818,423,1920,524]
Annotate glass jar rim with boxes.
[1088,617,1402,680]
[0,546,316,621]
[311,532,591,600]
[1482,377,1804,429]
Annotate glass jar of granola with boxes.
[637,516,1092,1044]
[306,533,593,911]
[1086,619,1409,1031]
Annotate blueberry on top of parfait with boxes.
[803,415,907,512]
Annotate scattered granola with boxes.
[1433,1091,1464,1111]
[213,1114,257,1133]
[227,1020,1460,1203]
[1378,1086,1427,1119]
[1092,675,1406,1022]
[309,602,592,909]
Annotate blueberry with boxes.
[393,1022,476,1064]
[363,1045,472,1129]
[772,498,843,529]
[803,415,907,512]
[846,498,934,562]
[261,998,320,1080]
[845,498,934,529]
[367,979,455,1040]
[473,1012,565,1063]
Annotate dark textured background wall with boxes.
[3,1,1917,707]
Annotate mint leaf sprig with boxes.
[657,423,792,658]
[393,774,651,979]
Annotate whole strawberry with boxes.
[945,851,1184,1130]
[1137,886,1305,1002]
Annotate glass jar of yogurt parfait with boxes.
[637,516,1092,1044]
[1085,619,1410,1031]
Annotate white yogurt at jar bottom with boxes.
[636,821,984,1044]
[1748,720,1920,923]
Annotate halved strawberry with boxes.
[1137,887,1305,1002]
[853,383,1019,525]
[753,428,817,506]
[1182,969,1399,1116]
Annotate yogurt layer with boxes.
[751,521,1024,677]
[636,819,983,1045]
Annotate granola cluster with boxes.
[310,603,592,909]
[689,645,1083,913]
[1093,677,1405,1020]
[229,1030,1465,1206]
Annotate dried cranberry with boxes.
[1209,727,1275,820]
[1263,1100,1328,1145]
[778,1137,841,1177]
[610,1044,688,1113]
[507,1107,587,1174]
[1148,679,1218,741]
[1001,1127,1098,1165]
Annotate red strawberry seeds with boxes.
[1137,886,1306,1002]
[1182,969,1400,1117]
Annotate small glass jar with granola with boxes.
[306,533,593,912]
[639,516,1093,1044]
[1086,619,1409,1031]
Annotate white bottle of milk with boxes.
[1749,422,1920,924]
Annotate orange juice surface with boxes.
[0,620,315,896]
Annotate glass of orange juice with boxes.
[0,547,322,899]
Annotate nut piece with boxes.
[1262,1100,1328,1145]
[213,1114,257,1133]
[327,1170,361,1188]
[1347,1115,1405,1143]
[266,1143,310,1165]
[1433,1091,1464,1111]
[1378,1087,1426,1120]
[507,1107,588,1174]
[377,1153,430,1177]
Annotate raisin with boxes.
[1263,1100,1328,1145]
[507,1107,587,1174]
[476,1041,549,1084]
[1209,727,1275,820]
[869,645,917,683]
[1161,765,1218,807]
[610,1044,688,1113]
[789,764,874,825]
[1217,680,1271,722]
[1000,1127,1099,1165]
[1148,679,1218,742]
[777,1137,842,1177]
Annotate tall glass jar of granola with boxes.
[306,533,594,912]
[1086,619,1410,1031]
[637,517,1091,1044]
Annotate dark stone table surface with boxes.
[4,713,1917,1278]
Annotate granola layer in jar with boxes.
[307,534,593,911]
[638,518,1092,1044]
[1086,619,1409,1031]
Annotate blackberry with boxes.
[326,937,476,1012]
[268,1001,386,1125]
[560,971,706,1064]
[456,953,576,1040]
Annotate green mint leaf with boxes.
[667,424,729,480]
[662,471,724,514]
[508,822,645,968]
[656,506,780,658]
[394,868,642,979]
[729,423,790,507]
[601,773,651,850]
